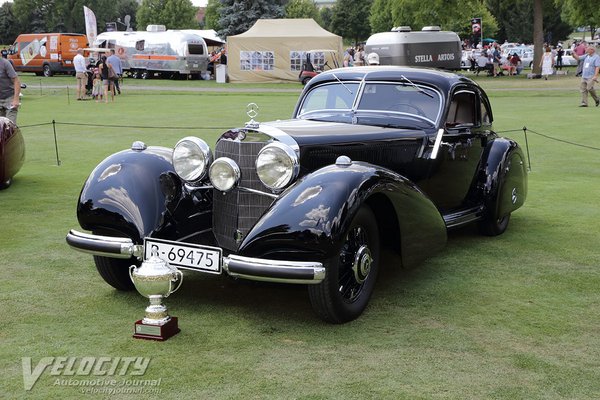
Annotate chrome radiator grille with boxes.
[212,139,272,251]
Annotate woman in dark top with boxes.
[98,55,113,103]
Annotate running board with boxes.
[443,206,484,229]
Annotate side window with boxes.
[480,97,492,125]
[446,91,477,127]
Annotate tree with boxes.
[204,0,222,31]
[388,0,497,41]
[330,0,373,44]
[136,0,198,30]
[217,0,285,39]
[0,3,20,44]
[369,0,393,34]
[558,0,599,40]
[532,0,543,74]
[116,0,139,31]
[10,0,126,37]
[285,0,321,24]
[319,6,333,31]
[486,0,572,45]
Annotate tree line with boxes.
[0,0,598,47]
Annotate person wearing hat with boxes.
[572,44,600,107]
[367,52,379,66]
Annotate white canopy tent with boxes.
[226,19,343,83]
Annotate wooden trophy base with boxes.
[133,317,180,341]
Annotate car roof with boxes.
[305,66,475,95]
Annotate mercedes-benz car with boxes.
[66,66,528,323]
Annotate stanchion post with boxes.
[53,120,61,166]
[522,126,531,171]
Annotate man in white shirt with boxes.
[73,48,87,100]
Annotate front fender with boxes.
[480,138,528,219]
[76,146,174,243]
[238,161,447,266]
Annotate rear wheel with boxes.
[308,206,380,323]
[479,213,511,236]
[93,255,137,291]
[43,64,52,77]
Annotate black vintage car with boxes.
[67,67,527,323]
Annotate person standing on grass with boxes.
[572,45,600,107]
[98,55,114,103]
[540,46,554,80]
[73,48,87,100]
[107,49,122,95]
[0,56,20,123]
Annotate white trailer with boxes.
[365,26,461,70]
[94,26,210,79]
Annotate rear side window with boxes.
[188,44,205,55]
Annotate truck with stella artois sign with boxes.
[365,26,461,70]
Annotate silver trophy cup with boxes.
[129,253,183,340]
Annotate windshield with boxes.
[298,81,442,127]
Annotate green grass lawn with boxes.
[1,72,599,399]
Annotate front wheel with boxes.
[93,256,137,291]
[0,178,12,190]
[308,206,380,323]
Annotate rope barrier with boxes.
[18,122,600,169]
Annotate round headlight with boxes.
[172,137,212,182]
[209,157,240,192]
[256,143,299,191]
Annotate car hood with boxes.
[261,119,428,147]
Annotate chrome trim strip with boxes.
[185,183,278,199]
[430,128,444,159]
[238,186,279,199]
[66,229,143,259]
[224,255,325,284]
[252,123,300,155]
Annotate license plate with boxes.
[193,63,198,67]
[144,238,222,274]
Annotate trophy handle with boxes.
[169,270,184,295]
[129,265,137,282]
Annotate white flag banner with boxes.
[83,6,97,46]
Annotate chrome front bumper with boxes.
[66,229,325,284]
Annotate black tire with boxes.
[301,77,311,85]
[479,213,511,236]
[0,178,12,190]
[43,64,52,77]
[93,255,138,291]
[308,206,380,323]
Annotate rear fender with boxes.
[0,118,25,184]
[238,161,447,267]
[76,146,175,243]
[480,138,528,218]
